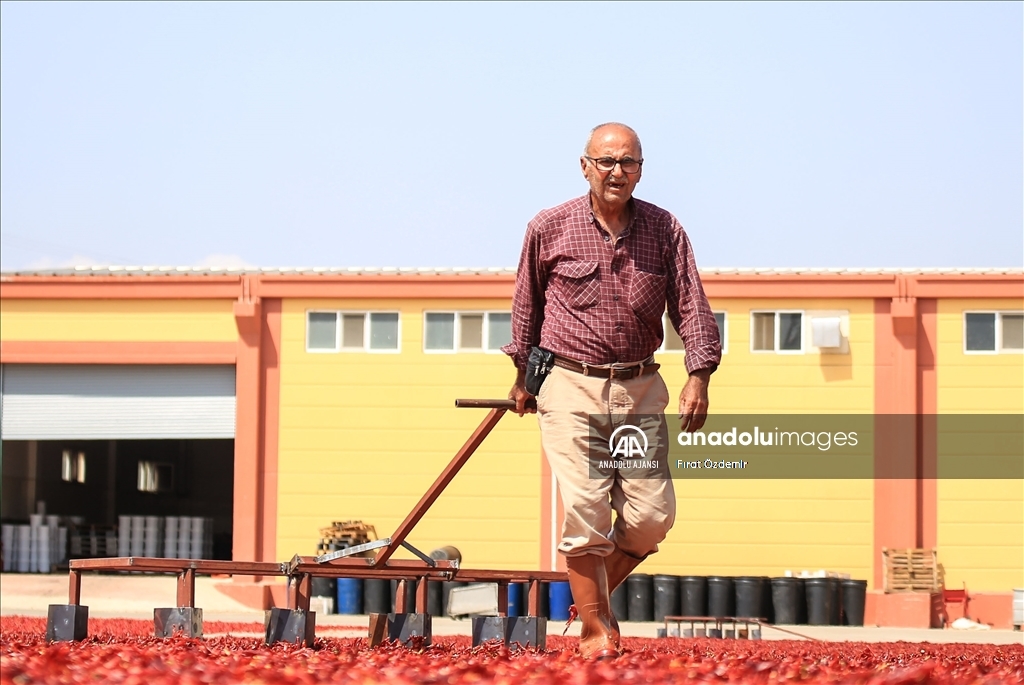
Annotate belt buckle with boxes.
[609,363,637,381]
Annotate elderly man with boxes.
[503,123,721,659]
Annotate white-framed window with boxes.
[305,310,401,353]
[661,312,728,354]
[964,311,1024,354]
[137,461,174,493]
[61,450,86,484]
[423,312,512,353]
[751,310,804,353]
[307,311,340,352]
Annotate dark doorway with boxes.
[1,439,234,559]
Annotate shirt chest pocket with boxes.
[551,260,600,310]
[628,270,667,321]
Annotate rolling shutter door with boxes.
[0,364,236,440]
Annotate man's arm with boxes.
[665,218,721,432]
[509,368,533,416]
[502,221,546,416]
[679,368,712,432]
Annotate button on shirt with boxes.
[503,195,721,374]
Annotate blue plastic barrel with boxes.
[548,581,573,620]
[336,577,364,615]
[507,582,523,617]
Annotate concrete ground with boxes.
[2,572,1021,645]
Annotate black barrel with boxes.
[312,576,337,614]
[805,578,832,625]
[734,576,765,618]
[760,577,774,623]
[653,575,680,622]
[311,576,336,598]
[390,579,417,613]
[841,579,867,626]
[626,574,654,622]
[707,576,735,618]
[797,578,808,623]
[364,579,390,615]
[770,577,802,624]
[427,579,444,616]
[828,577,841,625]
[515,581,549,618]
[610,583,629,622]
[680,576,708,616]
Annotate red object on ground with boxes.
[3,615,1022,684]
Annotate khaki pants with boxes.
[537,365,676,558]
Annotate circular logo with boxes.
[608,424,649,458]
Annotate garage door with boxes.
[0,364,236,440]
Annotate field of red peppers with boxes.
[2,616,1022,685]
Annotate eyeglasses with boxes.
[585,156,643,174]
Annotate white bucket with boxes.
[29,526,40,573]
[190,518,207,559]
[118,516,131,557]
[143,516,161,557]
[15,551,30,573]
[1,525,14,572]
[177,517,192,559]
[36,526,51,573]
[29,514,44,528]
[129,516,145,557]
[164,517,179,558]
[16,526,31,573]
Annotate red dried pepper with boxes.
[2,615,1021,684]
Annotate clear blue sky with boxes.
[1,2,1021,271]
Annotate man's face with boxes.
[581,126,643,208]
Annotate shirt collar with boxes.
[586,194,636,240]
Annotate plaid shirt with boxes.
[503,195,721,375]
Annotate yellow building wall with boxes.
[935,298,1024,591]
[0,299,238,342]
[644,298,875,582]
[275,298,543,568]
[276,296,876,581]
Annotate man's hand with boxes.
[509,369,536,416]
[678,368,711,432]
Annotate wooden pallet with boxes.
[317,520,377,556]
[319,520,376,541]
[883,547,940,592]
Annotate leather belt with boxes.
[553,355,659,380]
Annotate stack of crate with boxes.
[317,520,377,557]
[882,548,940,592]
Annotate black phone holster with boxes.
[525,346,555,396]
